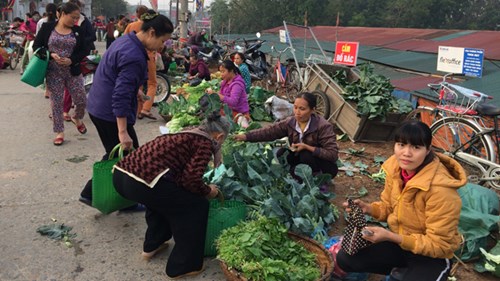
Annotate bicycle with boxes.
[408,76,500,189]
[6,30,25,70]
[269,45,302,102]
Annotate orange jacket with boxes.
[371,153,466,259]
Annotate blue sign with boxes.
[463,48,484,78]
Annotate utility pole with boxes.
[179,0,188,39]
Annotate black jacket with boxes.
[33,21,89,76]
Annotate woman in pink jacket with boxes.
[207,60,250,123]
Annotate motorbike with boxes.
[238,33,270,82]
[198,40,224,66]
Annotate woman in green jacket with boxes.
[337,121,467,281]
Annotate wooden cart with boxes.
[303,63,404,142]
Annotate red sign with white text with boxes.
[333,41,359,66]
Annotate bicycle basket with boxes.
[10,34,24,45]
[436,83,487,115]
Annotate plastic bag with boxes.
[264,95,293,121]
[456,183,500,261]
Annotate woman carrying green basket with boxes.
[112,112,230,279]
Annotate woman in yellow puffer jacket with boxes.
[337,120,467,281]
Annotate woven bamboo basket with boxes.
[219,232,334,281]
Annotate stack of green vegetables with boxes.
[477,242,500,277]
[248,86,273,122]
[160,80,222,132]
[330,63,412,120]
[205,139,337,242]
[217,216,321,281]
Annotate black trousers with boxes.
[287,150,338,179]
[336,241,451,281]
[113,169,208,277]
[80,114,139,199]
[106,37,115,49]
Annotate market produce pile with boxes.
[157,80,274,133]
[217,216,321,281]
[205,139,338,242]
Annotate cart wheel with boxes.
[311,90,330,118]
[154,72,171,105]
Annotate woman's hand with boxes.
[59,57,72,66]
[206,184,220,199]
[290,143,313,153]
[342,199,372,215]
[233,134,246,141]
[361,226,402,244]
[218,93,224,101]
[50,53,60,61]
[205,88,213,94]
[118,131,133,151]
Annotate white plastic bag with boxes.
[264,96,293,121]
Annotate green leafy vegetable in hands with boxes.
[217,216,321,281]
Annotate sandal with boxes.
[140,111,157,120]
[71,118,87,134]
[63,114,72,122]
[141,242,169,261]
[53,137,64,146]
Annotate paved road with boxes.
[0,41,225,281]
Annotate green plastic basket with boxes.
[92,145,136,214]
[204,200,247,256]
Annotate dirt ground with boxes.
[330,132,497,281]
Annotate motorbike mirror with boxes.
[256,32,261,38]
[113,30,120,39]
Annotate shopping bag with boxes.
[20,47,49,87]
[92,144,136,214]
[340,198,372,255]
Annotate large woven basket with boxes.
[219,232,334,281]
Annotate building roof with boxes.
[255,26,500,105]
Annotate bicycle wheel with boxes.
[9,46,19,70]
[431,117,495,186]
[154,72,171,105]
[285,66,301,102]
[311,90,331,118]
[405,106,443,126]
[430,117,494,161]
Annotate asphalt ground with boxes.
[0,41,225,281]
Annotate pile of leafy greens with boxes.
[217,215,321,281]
[476,241,500,277]
[36,223,76,248]
[205,140,338,242]
[248,86,274,122]
[330,63,412,120]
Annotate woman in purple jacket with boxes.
[207,60,250,121]
[234,92,338,180]
[79,11,174,208]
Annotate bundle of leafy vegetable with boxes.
[205,141,337,242]
[217,216,321,281]
[36,223,76,248]
[476,242,500,277]
[248,87,273,122]
[330,63,412,120]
